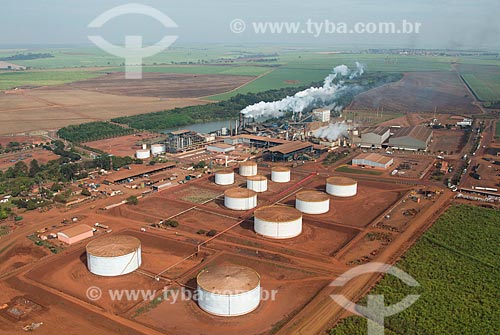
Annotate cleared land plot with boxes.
[134,252,329,335]
[67,72,255,98]
[0,87,207,135]
[107,197,194,223]
[429,128,464,154]
[25,231,211,314]
[83,133,160,157]
[281,180,406,228]
[0,148,60,171]
[330,205,500,335]
[351,72,480,114]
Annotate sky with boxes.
[1,0,499,50]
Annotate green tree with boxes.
[126,195,139,205]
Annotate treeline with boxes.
[111,83,324,131]
[57,122,135,143]
[0,52,54,61]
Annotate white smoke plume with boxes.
[241,62,364,119]
[313,122,349,141]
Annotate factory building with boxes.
[207,143,235,153]
[224,134,287,148]
[254,205,303,239]
[166,130,207,153]
[86,235,142,276]
[312,108,331,122]
[57,224,94,245]
[388,126,433,151]
[150,144,166,156]
[351,126,391,148]
[197,264,261,316]
[352,153,394,170]
[264,142,313,161]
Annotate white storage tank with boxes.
[239,161,257,177]
[254,205,302,239]
[150,143,166,156]
[86,235,142,277]
[197,263,261,316]
[136,149,151,160]
[271,166,291,183]
[326,177,357,197]
[246,175,268,193]
[295,190,330,214]
[224,188,257,210]
[215,170,235,185]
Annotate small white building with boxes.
[312,108,331,122]
[207,143,235,153]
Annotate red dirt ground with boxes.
[67,72,255,98]
[0,148,60,171]
[84,133,162,157]
[351,72,481,114]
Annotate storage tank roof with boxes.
[247,175,267,181]
[86,235,141,257]
[215,170,234,175]
[327,176,357,186]
[240,161,257,166]
[197,263,260,294]
[296,190,330,202]
[272,166,291,172]
[224,188,257,198]
[254,205,302,222]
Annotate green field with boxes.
[108,65,272,76]
[461,73,500,101]
[0,70,103,90]
[330,204,500,335]
[335,165,383,175]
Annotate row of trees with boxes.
[0,52,54,61]
[57,122,135,143]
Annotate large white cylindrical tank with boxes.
[246,175,267,193]
[224,188,257,210]
[86,235,142,277]
[326,177,357,197]
[197,264,261,316]
[271,166,291,183]
[136,149,151,160]
[215,170,235,185]
[239,161,257,177]
[150,144,166,156]
[254,205,302,239]
[295,191,330,214]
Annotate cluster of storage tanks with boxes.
[81,165,360,318]
[135,143,166,159]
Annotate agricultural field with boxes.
[330,205,500,335]
[108,65,273,76]
[458,63,500,102]
[0,69,104,91]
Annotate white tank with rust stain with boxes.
[239,161,257,177]
[136,149,151,160]
[150,144,166,156]
[215,170,235,185]
[295,190,330,214]
[86,235,142,277]
[224,188,257,210]
[246,175,268,193]
[326,177,357,197]
[254,205,302,239]
[197,263,261,316]
[271,166,291,183]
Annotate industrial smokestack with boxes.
[239,112,244,130]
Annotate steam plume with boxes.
[240,62,364,118]
[313,122,349,141]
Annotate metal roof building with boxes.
[57,224,94,245]
[388,126,433,151]
[264,142,313,161]
[352,126,391,148]
[352,153,394,170]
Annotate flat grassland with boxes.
[458,63,500,102]
[330,204,500,335]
